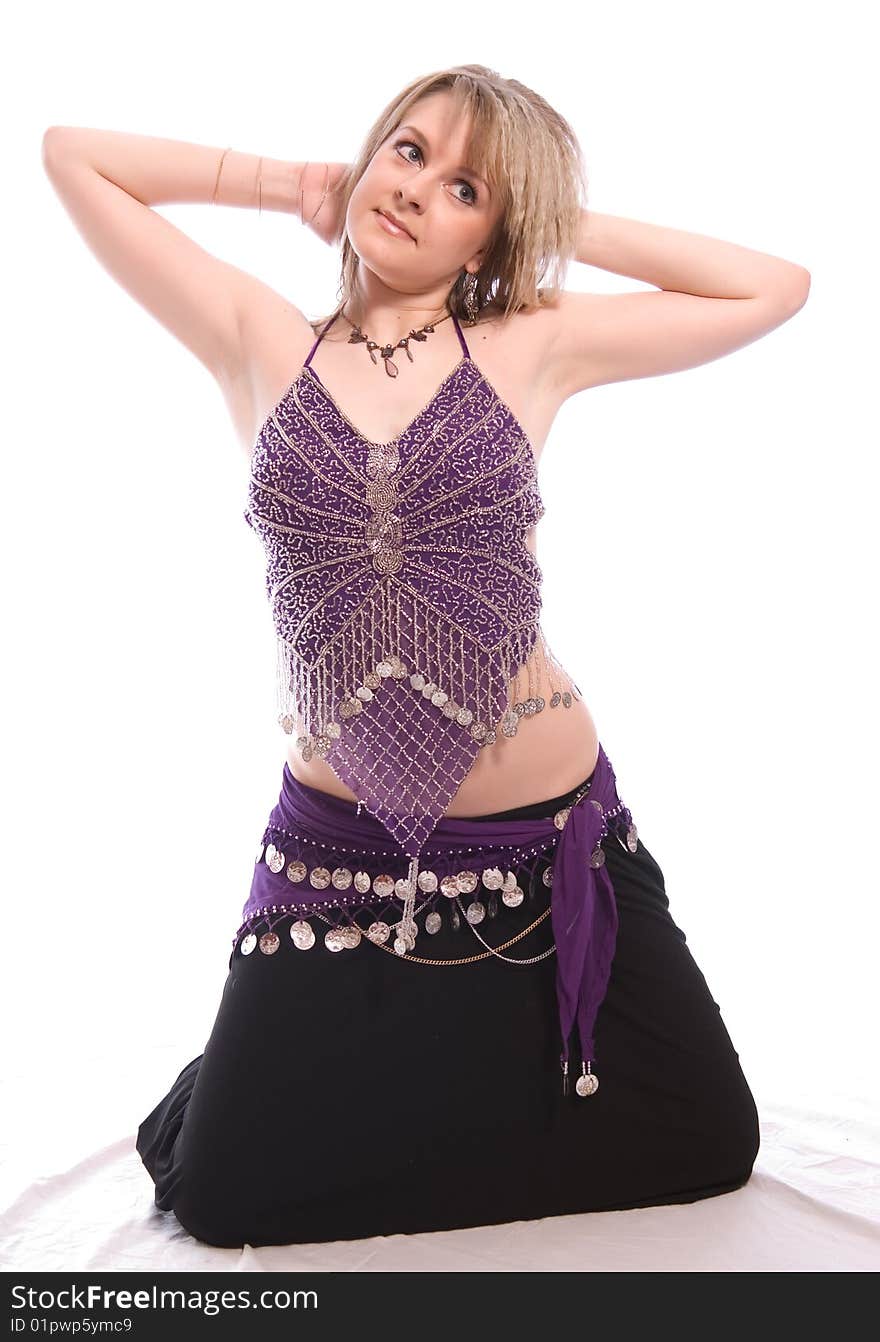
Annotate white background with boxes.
[3,0,877,1216]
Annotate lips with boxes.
[376,209,415,241]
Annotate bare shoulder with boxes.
[471,290,561,367]
[218,271,323,457]
[469,291,570,462]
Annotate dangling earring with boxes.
[463,270,480,325]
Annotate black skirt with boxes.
[136,772,760,1248]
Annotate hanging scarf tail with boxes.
[551,770,625,1100]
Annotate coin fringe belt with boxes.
[232,745,637,1101]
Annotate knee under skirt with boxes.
[136,769,761,1248]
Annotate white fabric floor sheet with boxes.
[1,1045,878,1272]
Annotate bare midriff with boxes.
[286,527,601,817]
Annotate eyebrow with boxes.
[397,124,490,195]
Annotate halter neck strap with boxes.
[451,310,472,359]
[303,310,341,368]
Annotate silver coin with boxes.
[309,866,331,889]
[440,875,459,898]
[627,823,639,853]
[417,869,439,892]
[259,931,280,955]
[589,845,606,869]
[393,936,409,956]
[324,929,346,952]
[481,867,504,891]
[286,859,307,883]
[340,926,362,949]
[554,808,570,830]
[502,870,518,892]
[425,911,442,934]
[395,877,413,899]
[373,873,395,898]
[575,1072,599,1097]
[367,921,391,943]
[502,886,525,907]
[354,870,372,893]
[456,870,478,894]
[542,867,553,886]
[289,920,316,950]
[240,932,257,956]
[267,850,285,874]
[331,867,353,889]
[466,900,486,925]
[264,843,277,866]
[590,799,603,814]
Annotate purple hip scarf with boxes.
[236,742,638,1099]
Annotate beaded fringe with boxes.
[273,578,581,762]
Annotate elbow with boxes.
[41,126,79,174]
[782,265,811,311]
[41,126,64,173]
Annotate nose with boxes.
[395,185,423,215]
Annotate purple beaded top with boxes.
[244,308,547,860]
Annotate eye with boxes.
[393,140,478,205]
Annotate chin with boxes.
[349,218,411,273]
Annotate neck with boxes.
[345,274,454,345]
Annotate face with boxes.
[346,90,503,299]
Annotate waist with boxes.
[240,741,633,927]
[286,692,600,817]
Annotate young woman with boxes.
[43,63,809,1248]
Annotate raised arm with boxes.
[40,126,349,381]
[544,209,811,400]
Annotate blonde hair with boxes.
[311,63,588,330]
